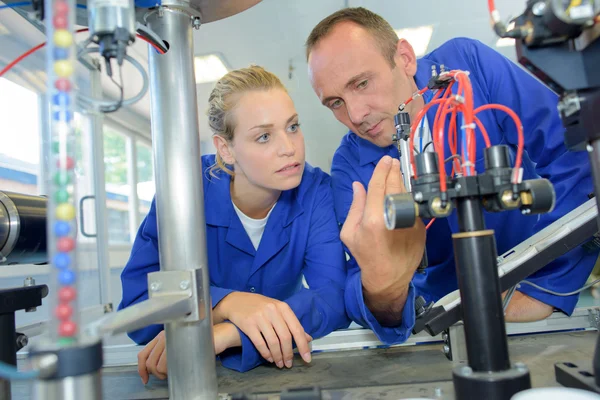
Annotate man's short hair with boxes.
[305,7,399,67]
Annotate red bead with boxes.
[58,286,76,302]
[54,1,69,16]
[57,156,75,170]
[59,320,77,337]
[55,78,71,92]
[53,14,67,29]
[57,237,75,252]
[54,303,72,320]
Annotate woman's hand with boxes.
[214,292,312,368]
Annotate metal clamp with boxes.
[148,269,205,322]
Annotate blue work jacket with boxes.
[119,155,349,371]
[332,38,597,345]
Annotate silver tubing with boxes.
[33,370,101,400]
[399,139,413,192]
[89,68,112,307]
[146,7,217,400]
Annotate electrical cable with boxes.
[518,278,600,296]
[0,360,39,381]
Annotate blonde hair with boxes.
[305,7,399,68]
[207,65,287,177]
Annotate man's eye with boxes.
[357,80,368,89]
[330,99,343,109]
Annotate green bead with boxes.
[54,171,70,186]
[55,189,69,203]
[57,337,76,346]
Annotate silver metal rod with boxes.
[84,295,190,337]
[146,8,218,399]
[587,139,600,230]
[398,139,413,192]
[33,370,101,400]
[89,68,112,307]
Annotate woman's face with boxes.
[220,88,306,192]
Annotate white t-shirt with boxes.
[232,201,276,250]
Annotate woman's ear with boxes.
[213,135,235,165]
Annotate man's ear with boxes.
[394,38,418,77]
[213,135,235,165]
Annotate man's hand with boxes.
[138,323,243,384]
[214,292,312,369]
[341,156,426,325]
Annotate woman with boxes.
[119,66,349,381]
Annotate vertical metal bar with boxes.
[38,96,50,196]
[126,136,140,242]
[89,68,112,308]
[587,139,600,230]
[398,139,413,192]
[0,313,15,400]
[146,8,217,399]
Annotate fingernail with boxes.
[383,156,392,164]
[303,352,312,363]
[267,357,274,363]
[392,158,400,167]
[285,359,293,368]
[141,378,146,385]
[277,361,284,368]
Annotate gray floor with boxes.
[10,330,599,399]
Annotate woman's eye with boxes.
[257,133,270,143]
[289,123,300,133]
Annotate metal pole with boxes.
[454,197,510,372]
[89,67,112,308]
[146,8,217,400]
[587,139,600,230]
[0,313,15,400]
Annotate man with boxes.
[306,7,597,344]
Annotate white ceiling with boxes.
[0,0,530,171]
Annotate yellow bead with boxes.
[56,204,75,221]
[54,61,73,78]
[54,30,73,47]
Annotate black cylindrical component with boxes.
[484,145,511,170]
[394,112,411,139]
[456,197,486,232]
[453,211,510,372]
[384,193,416,230]
[0,313,16,366]
[594,333,600,387]
[415,152,439,176]
[0,191,47,265]
[453,363,531,400]
[521,178,556,214]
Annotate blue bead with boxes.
[52,93,70,107]
[53,253,71,269]
[59,269,76,285]
[53,110,72,122]
[54,221,70,236]
[53,48,69,60]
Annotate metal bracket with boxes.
[148,269,205,322]
[444,322,468,363]
[588,309,600,330]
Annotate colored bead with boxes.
[58,286,76,302]
[54,221,71,236]
[54,30,73,48]
[59,269,75,285]
[53,110,72,122]
[54,1,69,15]
[58,321,77,337]
[54,60,73,78]
[57,156,75,170]
[53,253,70,269]
[53,92,70,107]
[55,189,70,203]
[56,204,76,221]
[55,78,71,92]
[57,237,75,252]
[57,337,76,346]
[53,48,69,61]
[53,14,68,29]
[54,171,70,186]
[54,304,73,320]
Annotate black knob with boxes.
[384,193,417,230]
[415,152,439,176]
[484,145,511,170]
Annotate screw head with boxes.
[414,192,423,202]
[532,2,547,16]
[150,282,160,292]
[180,280,190,290]
[443,344,450,354]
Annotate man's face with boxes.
[308,22,420,148]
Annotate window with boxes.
[0,78,41,195]
[136,142,154,223]
[103,126,131,243]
